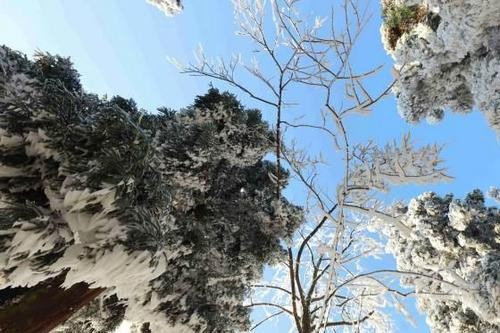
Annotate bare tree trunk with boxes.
[0,272,104,333]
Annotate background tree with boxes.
[0,45,302,332]
[378,1,500,330]
[383,190,499,332]
[380,0,500,133]
[146,0,183,16]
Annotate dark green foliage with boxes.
[0,45,303,332]
[382,3,421,29]
[53,295,126,333]
[381,1,428,49]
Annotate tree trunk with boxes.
[0,272,104,333]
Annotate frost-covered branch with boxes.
[176,1,454,332]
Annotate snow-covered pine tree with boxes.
[387,190,499,333]
[380,0,500,133]
[146,0,183,16]
[0,45,302,332]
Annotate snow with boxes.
[348,134,451,197]
[0,165,25,177]
[114,321,132,333]
[53,244,172,331]
[0,173,174,328]
[146,0,183,16]
[25,129,61,161]
[384,192,500,332]
[381,0,500,134]
[487,187,500,203]
[0,129,23,147]
[0,122,172,327]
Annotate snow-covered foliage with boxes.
[0,46,302,332]
[146,0,183,16]
[386,191,500,332]
[380,0,500,134]
[52,295,126,333]
[488,187,500,203]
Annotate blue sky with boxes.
[1,0,498,332]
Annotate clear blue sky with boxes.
[1,0,498,332]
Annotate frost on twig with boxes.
[347,133,451,205]
[178,0,456,332]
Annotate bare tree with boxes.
[178,0,466,332]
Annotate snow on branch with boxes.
[381,0,500,134]
[349,133,452,194]
[146,0,183,16]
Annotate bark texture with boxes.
[0,272,104,333]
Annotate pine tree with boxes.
[380,0,500,133]
[146,0,183,16]
[0,45,302,332]
[387,190,499,332]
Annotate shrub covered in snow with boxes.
[381,0,500,133]
[0,46,302,332]
[387,190,499,333]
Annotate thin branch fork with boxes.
[323,310,374,327]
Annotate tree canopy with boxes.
[387,191,499,332]
[0,45,302,332]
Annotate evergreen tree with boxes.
[147,0,183,16]
[387,191,499,332]
[0,45,302,332]
[380,0,500,133]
